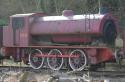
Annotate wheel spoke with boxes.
[29,49,44,69]
[69,49,87,71]
[47,49,63,70]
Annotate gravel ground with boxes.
[1,70,125,82]
[1,71,50,82]
[1,59,125,82]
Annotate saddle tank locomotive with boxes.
[2,10,118,71]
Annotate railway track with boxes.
[0,66,51,73]
[0,65,125,79]
[90,71,125,78]
[66,70,125,77]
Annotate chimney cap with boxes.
[62,10,74,16]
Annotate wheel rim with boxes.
[69,49,87,71]
[29,49,44,69]
[47,49,63,70]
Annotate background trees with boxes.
[0,0,125,26]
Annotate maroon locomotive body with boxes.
[3,10,118,46]
[1,10,119,70]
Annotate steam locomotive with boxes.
[0,10,121,71]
